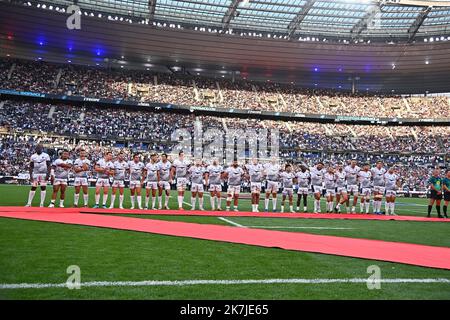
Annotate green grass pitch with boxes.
[0,184,449,300]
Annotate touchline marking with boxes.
[245,226,355,230]
[218,217,246,228]
[1,278,449,289]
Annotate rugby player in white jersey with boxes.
[189,159,207,210]
[310,162,326,213]
[264,158,281,212]
[296,165,310,212]
[170,151,190,210]
[246,158,264,213]
[110,151,128,209]
[358,164,372,214]
[324,166,337,213]
[334,163,348,213]
[93,151,114,209]
[144,153,160,210]
[280,164,296,213]
[371,160,386,215]
[49,150,72,208]
[224,159,244,212]
[73,149,90,207]
[157,153,172,210]
[128,153,145,209]
[206,159,224,211]
[384,167,400,216]
[25,144,51,207]
[344,160,360,213]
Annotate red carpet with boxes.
[0,206,447,222]
[1,210,449,270]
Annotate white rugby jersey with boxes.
[264,163,280,182]
[310,166,326,186]
[128,160,145,181]
[145,162,159,182]
[96,158,114,179]
[189,165,205,184]
[344,165,360,185]
[53,158,72,179]
[335,170,346,188]
[384,172,399,190]
[324,172,337,189]
[280,171,295,188]
[226,166,244,186]
[358,170,372,188]
[206,165,223,185]
[172,159,190,178]
[73,158,91,178]
[158,161,172,182]
[246,163,264,183]
[113,160,129,180]
[296,171,310,188]
[371,167,387,186]
[30,152,51,174]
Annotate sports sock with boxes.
[165,194,169,207]
[130,194,135,207]
[145,195,150,208]
[390,202,395,214]
[365,201,370,213]
[83,194,88,206]
[74,193,79,206]
[265,198,269,210]
[272,197,277,210]
[199,197,203,209]
[210,196,215,210]
[102,194,107,206]
[110,194,116,207]
[191,197,196,209]
[443,205,448,217]
[436,205,441,217]
[178,195,183,208]
[152,196,157,209]
[137,195,142,208]
[40,190,46,206]
[119,195,124,207]
[59,199,64,207]
[27,190,36,206]
[427,204,432,216]
[158,196,162,208]
[95,194,100,205]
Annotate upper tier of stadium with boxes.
[1,58,449,120]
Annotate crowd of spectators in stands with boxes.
[1,58,449,119]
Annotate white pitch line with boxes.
[245,226,354,230]
[1,278,449,290]
[218,217,246,228]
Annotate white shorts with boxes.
[266,181,279,193]
[159,181,171,190]
[74,177,89,186]
[297,187,309,195]
[227,185,240,195]
[176,177,188,190]
[337,187,347,195]
[386,189,397,197]
[347,185,359,195]
[112,180,125,188]
[325,189,336,197]
[361,188,372,197]
[282,188,294,196]
[53,178,68,186]
[312,185,323,194]
[191,183,204,193]
[96,178,110,187]
[251,182,262,193]
[129,180,142,189]
[373,186,386,194]
[209,184,222,192]
[146,181,158,190]
[31,173,47,187]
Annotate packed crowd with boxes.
[1,58,449,119]
[1,100,448,156]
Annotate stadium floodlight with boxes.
[48,5,53,10]
[425,60,429,64]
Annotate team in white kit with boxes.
[25,145,401,214]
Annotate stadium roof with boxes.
[1,0,450,93]
[21,0,450,40]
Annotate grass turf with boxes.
[0,185,449,299]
